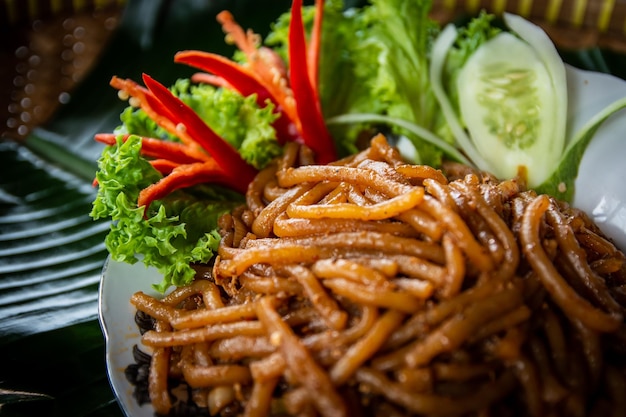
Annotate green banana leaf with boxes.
[1,1,625,416]
[0,1,292,416]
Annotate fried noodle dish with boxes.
[126,135,626,417]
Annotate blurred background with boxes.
[1,0,126,142]
[4,0,626,143]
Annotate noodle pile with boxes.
[127,134,626,417]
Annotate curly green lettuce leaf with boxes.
[91,135,242,292]
[316,0,456,165]
[363,1,439,119]
[317,0,389,154]
[115,105,172,141]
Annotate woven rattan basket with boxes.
[0,0,126,141]
[1,0,624,141]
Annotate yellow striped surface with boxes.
[597,0,615,31]
[2,0,127,24]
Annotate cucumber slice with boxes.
[457,31,563,186]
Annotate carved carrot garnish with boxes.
[96,0,337,211]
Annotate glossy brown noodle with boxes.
[130,134,626,417]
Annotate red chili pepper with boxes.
[174,51,299,144]
[137,162,240,210]
[141,73,257,189]
[110,76,204,154]
[288,0,336,164]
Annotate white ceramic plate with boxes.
[99,258,162,417]
[99,65,626,417]
[568,66,626,249]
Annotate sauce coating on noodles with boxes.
[126,135,626,417]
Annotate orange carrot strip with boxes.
[110,76,196,150]
[149,159,179,175]
[94,133,208,164]
[190,73,233,89]
[214,10,294,117]
[308,0,324,97]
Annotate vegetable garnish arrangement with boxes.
[91,0,626,292]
